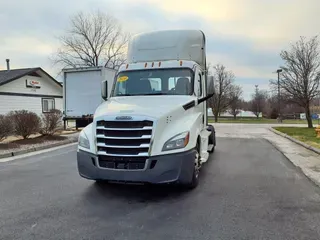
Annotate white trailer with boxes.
[62,66,116,129]
[77,29,216,189]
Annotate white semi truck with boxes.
[77,29,216,189]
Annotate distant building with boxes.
[207,108,262,118]
[300,113,306,120]
[0,59,63,115]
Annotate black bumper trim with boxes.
[77,149,196,184]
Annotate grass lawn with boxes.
[208,117,320,125]
[273,127,320,149]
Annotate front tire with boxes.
[184,143,200,189]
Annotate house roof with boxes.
[0,67,62,87]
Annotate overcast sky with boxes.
[1,0,319,100]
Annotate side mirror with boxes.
[194,75,215,106]
[101,80,108,100]
[207,75,215,96]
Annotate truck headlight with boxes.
[79,131,90,149]
[162,131,190,151]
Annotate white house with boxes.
[0,61,63,116]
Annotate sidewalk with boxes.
[265,130,320,187]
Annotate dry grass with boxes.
[0,135,68,150]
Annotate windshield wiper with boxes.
[115,93,169,97]
[140,93,169,96]
[115,94,135,96]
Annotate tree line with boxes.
[51,10,320,129]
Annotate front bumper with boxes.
[77,149,196,184]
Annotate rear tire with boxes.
[207,125,216,153]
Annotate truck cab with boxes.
[77,29,216,189]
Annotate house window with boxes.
[42,98,55,113]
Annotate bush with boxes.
[0,114,13,142]
[270,108,279,119]
[40,109,63,136]
[9,110,41,139]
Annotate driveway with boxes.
[213,122,307,138]
[0,124,320,239]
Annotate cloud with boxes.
[1,0,319,101]
[137,0,320,44]
[240,83,272,102]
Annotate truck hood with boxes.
[94,95,195,119]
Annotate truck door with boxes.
[194,68,206,127]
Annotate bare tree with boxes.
[239,100,250,111]
[228,85,243,119]
[264,94,279,119]
[249,89,268,118]
[0,114,13,142]
[270,36,320,128]
[52,10,130,69]
[208,64,235,122]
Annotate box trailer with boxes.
[62,66,116,129]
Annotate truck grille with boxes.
[98,156,146,170]
[96,120,154,170]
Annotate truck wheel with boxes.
[207,125,215,153]
[185,143,200,189]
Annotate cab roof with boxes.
[127,29,206,69]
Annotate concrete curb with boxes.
[0,138,78,159]
[269,127,320,155]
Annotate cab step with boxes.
[208,144,214,153]
[208,144,214,152]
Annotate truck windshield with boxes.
[112,68,194,96]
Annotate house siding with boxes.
[0,71,63,116]
[0,75,61,96]
[0,95,63,116]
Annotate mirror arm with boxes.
[197,93,214,104]
[182,100,196,110]
[182,93,214,111]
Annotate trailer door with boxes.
[65,69,102,118]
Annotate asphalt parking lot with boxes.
[1,125,320,240]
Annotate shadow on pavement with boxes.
[83,181,191,204]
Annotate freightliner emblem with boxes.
[115,116,132,120]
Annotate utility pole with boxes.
[276,69,282,123]
[318,88,320,125]
[255,85,259,118]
